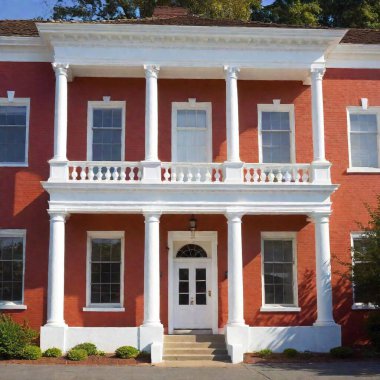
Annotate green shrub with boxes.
[43,347,62,358]
[283,348,298,358]
[115,346,140,359]
[72,343,97,356]
[330,346,354,359]
[20,345,42,360]
[366,312,380,351]
[66,348,88,361]
[95,350,106,356]
[256,349,272,358]
[0,315,38,359]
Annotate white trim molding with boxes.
[346,106,380,172]
[0,229,27,308]
[260,231,299,310]
[257,103,296,164]
[87,101,126,161]
[85,231,125,311]
[0,98,30,167]
[171,100,212,162]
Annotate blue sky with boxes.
[0,0,275,20]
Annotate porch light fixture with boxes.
[189,215,197,239]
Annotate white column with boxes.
[226,212,245,326]
[224,66,243,183]
[143,211,162,326]
[141,65,161,182]
[52,63,69,161]
[311,213,336,326]
[46,212,67,327]
[310,66,331,184]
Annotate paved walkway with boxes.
[0,361,380,379]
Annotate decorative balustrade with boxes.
[68,162,142,182]
[162,162,224,183]
[243,163,311,184]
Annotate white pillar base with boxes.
[49,159,69,182]
[40,325,68,352]
[139,324,164,363]
[311,160,331,184]
[223,161,243,183]
[141,161,161,183]
[313,320,338,327]
[225,324,249,364]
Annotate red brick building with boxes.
[0,14,379,363]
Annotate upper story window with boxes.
[0,230,26,309]
[348,108,380,171]
[258,104,295,164]
[87,101,126,161]
[172,100,212,162]
[0,99,30,166]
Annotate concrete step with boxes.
[173,329,213,335]
[164,348,228,355]
[164,334,225,343]
[162,354,230,361]
[164,342,226,349]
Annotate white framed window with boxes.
[0,229,27,310]
[347,107,380,172]
[260,232,300,312]
[84,231,125,312]
[87,101,126,161]
[350,232,378,310]
[172,100,212,162]
[0,98,30,167]
[258,104,296,164]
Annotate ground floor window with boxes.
[261,232,298,307]
[86,231,124,309]
[0,230,25,305]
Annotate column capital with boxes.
[225,211,244,222]
[144,64,160,79]
[48,211,69,223]
[224,66,240,80]
[310,66,326,81]
[143,210,162,221]
[308,212,331,224]
[52,63,69,77]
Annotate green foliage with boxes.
[43,347,63,358]
[366,312,380,350]
[115,345,140,359]
[0,315,38,359]
[66,348,88,361]
[20,345,42,360]
[256,348,272,357]
[72,343,98,356]
[330,346,354,359]
[95,350,106,356]
[283,348,298,357]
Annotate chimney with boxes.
[152,6,188,19]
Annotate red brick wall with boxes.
[1,62,379,346]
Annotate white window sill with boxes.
[0,304,27,310]
[347,167,380,174]
[82,307,125,312]
[352,303,379,310]
[0,163,28,167]
[260,306,301,312]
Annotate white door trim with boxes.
[168,231,218,334]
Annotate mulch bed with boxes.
[0,355,151,366]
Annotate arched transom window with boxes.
[176,244,207,258]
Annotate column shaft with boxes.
[46,212,67,327]
[143,212,161,326]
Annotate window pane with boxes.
[179,294,189,305]
[350,114,377,132]
[196,294,206,305]
[262,112,290,131]
[351,132,378,167]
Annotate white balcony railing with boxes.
[243,163,310,183]
[65,161,312,184]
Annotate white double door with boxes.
[173,259,213,330]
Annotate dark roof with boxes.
[0,18,379,44]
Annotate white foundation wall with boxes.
[248,325,342,353]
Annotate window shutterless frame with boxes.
[346,107,380,173]
[260,231,300,312]
[257,104,296,164]
[0,229,27,310]
[84,231,125,312]
[86,101,126,161]
[0,98,30,167]
[350,232,378,310]
[171,101,212,162]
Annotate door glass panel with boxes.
[196,268,207,305]
[178,268,189,305]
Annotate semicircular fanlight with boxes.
[176,244,207,258]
